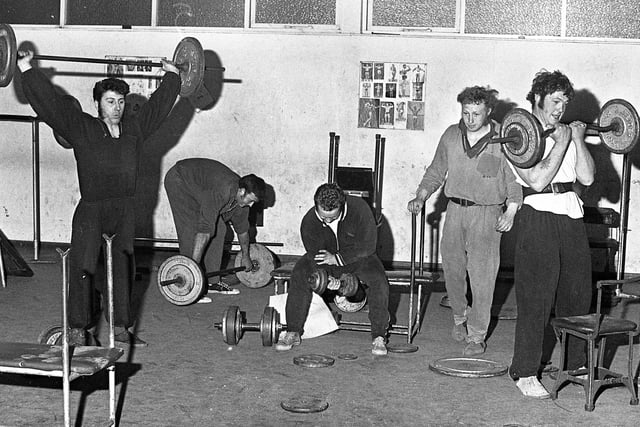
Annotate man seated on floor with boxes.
[163,158,266,303]
[275,183,390,355]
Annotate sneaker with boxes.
[275,332,301,351]
[114,330,148,348]
[372,336,387,356]
[197,296,212,304]
[452,323,467,342]
[208,281,240,295]
[463,341,486,356]
[515,376,550,399]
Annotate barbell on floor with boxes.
[497,99,639,168]
[0,23,223,97]
[156,243,275,306]
[214,305,285,346]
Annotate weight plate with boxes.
[172,36,205,98]
[308,268,328,294]
[234,243,275,288]
[0,24,17,88]
[293,354,336,368]
[429,357,508,378]
[157,255,204,306]
[387,343,419,353]
[222,305,242,345]
[38,325,63,345]
[500,108,545,169]
[334,294,367,313]
[598,98,640,154]
[337,353,358,360]
[52,95,82,149]
[280,396,329,413]
[261,306,277,346]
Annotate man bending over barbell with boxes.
[508,70,595,399]
[17,50,181,348]
[275,183,390,355]
[163,158,266,303]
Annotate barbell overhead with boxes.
[499,99,640,168]
[156,243,275,305]
[214,305,285,346]
[0,23,224,98]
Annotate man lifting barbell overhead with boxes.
[16,49,181,348]
[507,70,595,399]
[163,158,266,303]
[407,86,522,357]
[275,183,390,356]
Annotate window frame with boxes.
[363,0,463,35]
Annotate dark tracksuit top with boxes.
[21,68,181,328]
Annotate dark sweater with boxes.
[300,196,377,266]
[21,68,181,202]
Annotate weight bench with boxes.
[272,211,438,343]
[0,235,123,427]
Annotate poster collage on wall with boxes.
[105,56,165,116]
[358,62,427,131]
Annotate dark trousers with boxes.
[285,254,390,339]
[509,205,592,379]
[68,198,136,329]
[164,166,227,282]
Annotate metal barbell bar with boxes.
[1,23,222,97]
[159,265,249,287]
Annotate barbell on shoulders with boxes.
[496,99,640,168]
[214,305,285,346]
[0,23,223,97]
[156,243,275,306]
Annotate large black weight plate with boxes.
[280,396,329,413]
[173,37,205,98]
[500,108,545,169]
[293,354,336,368]
[598,98,640,154]
[234,243,275,288]
[157,255,204,306]
[429,357,508,378]
[261,306,278,346]
[38,325,63,345]
[0,24,17,88]
[387,343,419,353]
[222,305,242,345]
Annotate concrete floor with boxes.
[1,242,639,426]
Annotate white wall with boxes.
[1,28,639,270]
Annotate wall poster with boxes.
[358,62,426,131]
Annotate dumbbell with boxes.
[307,268,360,297]
[214,305,285,346]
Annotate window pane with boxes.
[157,0,244,28]
[567,0,640,39]
[67,0,151,26]
[255,0,335,25]
[2,0,60,25]
[371,0,457,28]
[465,0,562,36]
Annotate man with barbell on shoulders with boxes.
[163,158,266,303]
[17,49,181,348]
[508,70,595,399]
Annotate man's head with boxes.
[526,70,574,128]
[314,183,346,224]
[93,78,130,125]
[236,174,266,208]
[457,86,498,132]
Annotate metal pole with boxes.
[102,234,117,424]
[407,213,416,343]
[56,248,71,427]
[32,120,41,261]
[616,153,631,281]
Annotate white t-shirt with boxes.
[511,137,584,219]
